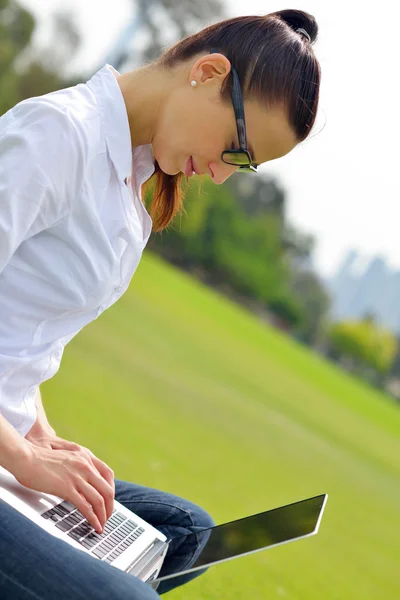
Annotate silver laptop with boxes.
[0,465,169,583]
[0,465,327,588]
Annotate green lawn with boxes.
[42,251,400,600]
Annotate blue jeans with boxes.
[0,478,215,599]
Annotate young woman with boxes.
[0,9,321,600]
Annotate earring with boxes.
[191,80,197,87]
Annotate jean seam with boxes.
[117,499,200,571]
[0,571,44,600]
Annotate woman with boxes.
[0,9,321,599]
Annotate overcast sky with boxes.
[19,0,400,278]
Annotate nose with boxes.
[208,161,238,185]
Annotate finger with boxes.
[86,463,114,523]
[78,479,107,532]
[72,448,114,523]
[50,438,81,452]
[89,457,115,519]
[70,490,102,533]
[81,447,112,488]
[80,449,115,519]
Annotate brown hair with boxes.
[144,10,321,232]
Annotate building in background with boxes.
[328,250,400,333]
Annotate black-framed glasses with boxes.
[210,49,258,173]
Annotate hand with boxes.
[25,418,57,446]
[21,427,115,533]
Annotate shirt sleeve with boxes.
[0,97,87,436]
[0,98,86,275]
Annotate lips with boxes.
[185,156,195,177]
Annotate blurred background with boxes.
[2,1,400,598]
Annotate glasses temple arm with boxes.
[231,68,248,151]
[210,49,248,152]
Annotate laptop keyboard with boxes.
[41,500,145,564]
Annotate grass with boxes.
[42,251,400,600]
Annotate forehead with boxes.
[243,100,298,165]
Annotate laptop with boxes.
[0,465,169,583]
[152,492,328,586]
[0,465,327,588]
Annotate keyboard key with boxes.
[106,533,124,546]
[85,532,102,542]
[60,515,80,530]
[68,528,83,541]
[118,524,132,535]
[100,539,115,551]
[60,501,76,512]
[107,551,120,562]
[69,512,84,524]
[92,547,108,559]
[112,530,126,542]
[61,512,81,526]
[55,519,73,533]
[80,537,98,549]
[48,513,62,523]
[53,505,70,517]
[73,523,93,538]
[123,534,137,547]
[127,520,138,528]
[96,541,113,554]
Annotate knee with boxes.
[187,501,216,531]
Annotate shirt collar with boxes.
[86,63,155,184]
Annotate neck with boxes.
[115,64,168,150]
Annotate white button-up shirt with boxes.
[0,64,155,436]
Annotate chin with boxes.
[155,156,180,176]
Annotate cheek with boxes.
[188,116,228,160]
[154,95,230,165]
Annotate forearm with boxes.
[0,412,32,473]
[30,387,56,436]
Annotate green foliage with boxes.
[0,0,35,113]
[290,269,331,344]
[148,175,328,333]
[268,292,304,328]
[0,1,82,116]
[329,318,397,374]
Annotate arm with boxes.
[28,387,56,438]
[0,101,82,431]
[0,412,31,473]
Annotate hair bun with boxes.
[273,9,318,44]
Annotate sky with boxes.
[18,0,400,278]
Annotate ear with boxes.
[189,53,231,86]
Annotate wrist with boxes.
[26,417,56,442]
[2,436,34,474]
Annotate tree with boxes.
[0,2,82,116]
[290,269,331,345]
[328,318,397,383]
[112,0,225,70]
[0,0,35,114]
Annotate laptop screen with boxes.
[154,494,327,583]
